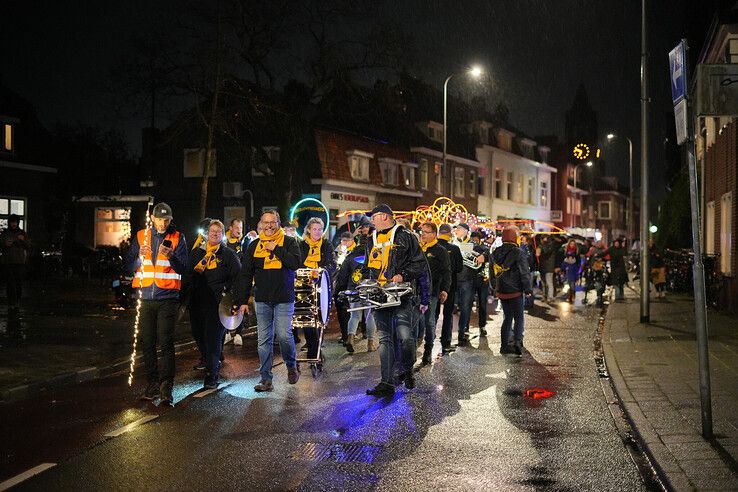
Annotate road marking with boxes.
[194,383,230,398]
[104,414,158,438]
[0,463,56,491]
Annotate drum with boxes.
[291,268,332,327]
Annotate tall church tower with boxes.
[565,84,598,149]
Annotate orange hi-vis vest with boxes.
[132,229,182,290]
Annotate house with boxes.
[471,122,557,229]
[0,84,58,245]
[695,8,738,311]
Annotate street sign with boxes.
[550,210,563,222]
[669,41,687,104]
[674,99,688,145]
[695,64,738,116]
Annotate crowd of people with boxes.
[120,201,662,404]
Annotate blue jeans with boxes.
[373,299,415,386]
[500,295,525,347]
[457,280,474,337]
[255,302,297,382]
[348,303,377,339]
[417,296,439,351]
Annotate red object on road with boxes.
[524,387,556,399]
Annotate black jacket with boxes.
[539,241,558,273]
[299,239,337,276]
[361,224,430,305]
[335,247,367,292]
[423,242,451,297]
[492,242,532,296]
[234,235,302,304]
[186,244,241,302]
[438,238,463,286]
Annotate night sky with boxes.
[1,0,728,195]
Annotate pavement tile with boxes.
[665,441,722,462]
[660,433,709,444]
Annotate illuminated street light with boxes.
[586,160,593,167]
[443,65,485,172]
[607,133,615,140]
[649,224,658,233]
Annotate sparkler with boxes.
[128,201,153,387]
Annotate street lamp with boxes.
[606,133,634,243]
[570,160,593,229]
[443,66,484,172]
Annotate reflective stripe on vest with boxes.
[132,229,182,290]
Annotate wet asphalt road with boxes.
[3,297,649,491]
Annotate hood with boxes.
[492,242,520,268]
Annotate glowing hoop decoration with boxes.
[128,200,154,387]
[289,198,330,237]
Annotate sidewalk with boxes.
[604,286,738,490]
[0,277,195,402]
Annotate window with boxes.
[223,182,243,198]
[3,124,12,152]
[527,177,535,205]
[379,160,399,186]
[598,201,611,219]
[434,162,443,194]
[506,172,514,200]
[454,167,465,197]
[401,164,415,189]
[469,170,476,197]
[516,175,524,202]
[729,38,738,63]
[183,148,217,177]
[263,146,281,162]
[566,197,571,214]
[721,192,732,275]
[494,168,503,198]
[349,155,370,182]
[94,207,131,247]
[540,181,548,207]
[419,159,429,189]
[428,123,444,143]
[0,196,26,231]
[706,201,715,255]
[575,198,582,215]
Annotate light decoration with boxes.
[289,197,330,237]
[572,143,590,160]
[120,208,132,243]
[338,197,567,235]
[128,201,154,387]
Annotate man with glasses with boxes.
[234,210,302,392]
[362,204,428,397]
[417,222,450,367]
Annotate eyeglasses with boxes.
[262,221,278,226]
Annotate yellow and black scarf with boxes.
[194,242,220,273]
[254,228,285,269]
[368,225,399,285]
[420,238,438,253]
[226,230,242,252]
[438,233,452,242]
[303,236,322,269]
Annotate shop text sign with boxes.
[330,192,370,203]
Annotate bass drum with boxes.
[317,269,332,325]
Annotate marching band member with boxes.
[455,223,488,346]
[333,231,356,345]
[362,204,428,396]
[299,217,336,359]
[437,223,463,353]
[416,222,450,366]
[225,218,245,259]
[334,221,377,353]
[187,220,240,389]
[469,230,491,336]
[234,210,302,392]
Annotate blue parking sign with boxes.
[669,41,687,105]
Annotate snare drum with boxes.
[292,268,332,326]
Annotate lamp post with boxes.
[443,66,483,177]
[570,160,593,230]
[606,133,634,242]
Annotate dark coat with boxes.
[438,238,463,290]
[234,235,302,304]
[492,242,532,297]
[423,241,451,297]
[187,244,241,302]
[609,246,628,285]
[539,241,558,273]
[299,238,337,276]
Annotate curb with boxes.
[0,340,198,404]
[602,313,690,491]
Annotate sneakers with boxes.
[512,341,523,357]
[203,379,219,390]
[500,344,514,355]
[366,382,395,396]
[193,360,206,371]
[223,333,233,345]
[233,334,243,346]
[441,345,456,354]
[403,372,416,389]
[140,382,160,401]
[160,381,174,406]
[254,379,274,392]
[288,367,300,384]
[479,328,488,337]
[367,338,377,352]
[421,352,432,366]
[345,335,355,354]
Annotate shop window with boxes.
[419,159,429,190]
[454,167,465,198]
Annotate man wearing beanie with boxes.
[492,226,532,356]
[455,223,488,346]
